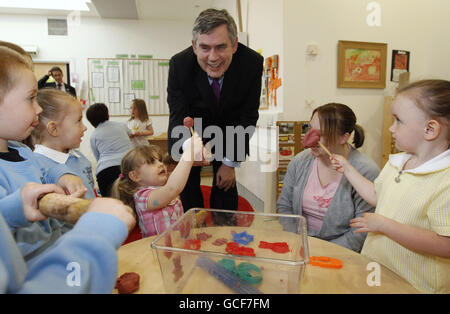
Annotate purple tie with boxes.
[211,78,220,103]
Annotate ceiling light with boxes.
[0,0,91,11]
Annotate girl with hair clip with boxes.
[331,80,450,293]
[112,133,203,237]
[127,98,154,147]
[277,103,380,252]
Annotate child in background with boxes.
[86,102,132,197]
[331,79,450,293]
[112,133,203,237]
[0,46,86,260]
[127,98,154,146]
[31,88,96,200]
[162,153,178,177]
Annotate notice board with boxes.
[87,58,170,116]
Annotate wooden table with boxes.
[114,235,418,294]
[148,134,168,155]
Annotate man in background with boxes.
[38,66,76,98]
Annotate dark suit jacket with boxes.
[38,75,77,98]
[167,43,263,162]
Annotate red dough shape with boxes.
[196,232,212,241]
[225,242,255,257]
[183,117,194,129]
[184,239,201,250]
[179,221,191,238]
[172,254,183,282]
[302,128,321,148]
[212,238,228,246]
[164,234,173,259]
[115,272,140,294]
[258,241,290,253]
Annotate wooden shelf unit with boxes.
[276,120,310,199]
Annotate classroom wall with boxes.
[0,13,193,173]
[282,0,450,166]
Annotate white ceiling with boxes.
[0,0,215,20]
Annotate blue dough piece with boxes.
[232,231,254,245]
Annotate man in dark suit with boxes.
[167,8,263,218]
[38,66,76,98]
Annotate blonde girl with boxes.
[331,79,450,293]
[113,133,203,237]
[127,99,154,146]
[31,88,95,199]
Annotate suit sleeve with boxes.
[238,55,263,129]
[37,75,50,89]
[231,54,263,161]
[69,85,76,98]
[167,57,191,155]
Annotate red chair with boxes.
[200,185,254,227]
[123,224,142,245]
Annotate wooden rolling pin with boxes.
[38,193,92,224]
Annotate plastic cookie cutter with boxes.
[225,242,256,257]
[310,256,343,269]
[236,262,263,285]
[197,256,263,294]
[183,239,201,250]
[217,259,263,285]
[232,231,254,245]
[258,241,290,253]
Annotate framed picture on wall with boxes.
[390,50,410,82]
[337,40,387,89]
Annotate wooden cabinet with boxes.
[276,121,310,200]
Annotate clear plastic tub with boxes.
[151,208,309,294]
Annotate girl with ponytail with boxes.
[277,103,380,253]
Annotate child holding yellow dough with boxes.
[331,80,450,293]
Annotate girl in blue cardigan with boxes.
[31,88,96,200]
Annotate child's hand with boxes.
[86,198,136,232]
[57,174,88,198]
[20,182,65,222]
[184,132,205,162]
[350,213,386,234]
[330,154,350,173]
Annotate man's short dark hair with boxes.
[192,8,237,45]
[86,103,109,128]
[50,66,63,74]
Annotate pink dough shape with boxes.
[183,117,194,129]
[302,128,321,148]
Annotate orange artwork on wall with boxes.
[343,49,381,82]
[337,41,387,89]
